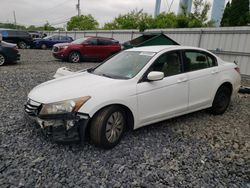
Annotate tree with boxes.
[154,12,177,28]
[43,22,56,31]
[192,0,211,23]
[67,15,99,30]
[229,0,249,26]
[220,2,231,26]
[104,10,154,32]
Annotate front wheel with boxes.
[210,86,232,115]
[0,53,6,66]
[90,106,126,149]
[69,51,81,63]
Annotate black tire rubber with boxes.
[17,41,27,49]
[90,106,126,149]
[210,86,232,115]
[41,44,47,50]
[69,51,81,63]
[239,86,250,94]
[0,53,6,66]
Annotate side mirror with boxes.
[0,34,2,43]
[147,71,164,81]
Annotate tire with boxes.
[17,41,27,49]
[0,53,6,66]
[210,86,232,115]
[41,44,47,50]
[69,51,81,63]
[90,106,126,149]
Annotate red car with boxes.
[52,37,121,63]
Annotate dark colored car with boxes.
[52,37,121,63]
[28,31,45,39]
[0,40,20,66]
[33,35,73,49]
[0,29,33,49]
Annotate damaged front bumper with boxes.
[25,112,89,144]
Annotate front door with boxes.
[137,50,189,126]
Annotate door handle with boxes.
[177,78,188,83]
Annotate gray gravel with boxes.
[0,49,250,187]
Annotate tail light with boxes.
[234,67,240,74]
[13,46,19,53]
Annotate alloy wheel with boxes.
[105,112,124,143]
[0,54,5,66]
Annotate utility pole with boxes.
[13,11,17,29]
[76,0,81,17]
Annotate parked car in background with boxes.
[0,29,33,49]
[28,31,45,39]
[52,36,121,63]
[25,45,241,149]
[0,34,20,66]
[32,35,73,49]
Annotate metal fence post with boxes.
[131,31,134,40]
[198,29,203,47]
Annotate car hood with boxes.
[1,41,17,47]
[28,72,123,104]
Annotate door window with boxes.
[149,51,182,77]
[87,38,98,45]
[98,39,112,45]
[184,51,217,72]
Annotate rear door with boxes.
[137,50,189,126]
[183,50,219,110]
[83,38,103,60]
[97,39,115,60]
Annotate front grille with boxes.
[53,46,59,52]
[25,99,42,116]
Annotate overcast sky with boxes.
[0,0,222,27]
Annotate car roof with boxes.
[86,36,114,40]
[126,45,209,53]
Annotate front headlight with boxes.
[60,46,68,50]
[40,96,91,115]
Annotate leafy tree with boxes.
[67,14,99,30]
[0,22,26,30]
[192,0,211,23]
[43,22,56,31]
[229,0,249,26]
[154,12,177,28]
[220,2,231,26]
[104,10,154,32]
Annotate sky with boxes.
[0,0,221,27]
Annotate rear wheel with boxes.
[210,86,232,115]
[17,41,27,49]
[69,51,81,63]
[90,106,126,149]
[0,53,6,66]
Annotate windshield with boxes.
[72,38,88,44]
[43,36,51,40]
[92,51,156,79]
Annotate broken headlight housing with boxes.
[39,96,91,115]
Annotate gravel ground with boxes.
[0,49,249,188]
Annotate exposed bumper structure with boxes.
[24,99,89,144]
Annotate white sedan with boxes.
[25,45,241,149]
